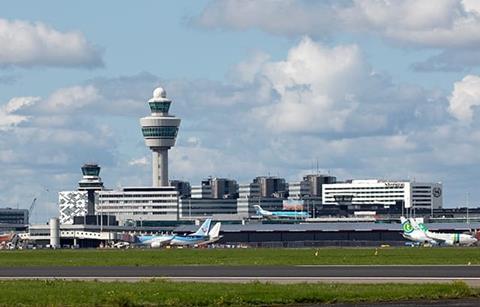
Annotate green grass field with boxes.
[0,280,477,306]
[1,247,480,266]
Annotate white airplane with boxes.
[410,217,477,246]
[401,216,478,246]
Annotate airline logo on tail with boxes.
[190,219,212,237]
[402,219,414,234]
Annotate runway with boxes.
[2,265,480,284]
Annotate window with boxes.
[141,126,178,138]
[149,101,171,113]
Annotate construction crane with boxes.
[29,198,37,222]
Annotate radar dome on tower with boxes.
[151,87,167,101]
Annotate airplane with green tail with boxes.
[401,216,477,246]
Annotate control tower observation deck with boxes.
[140,87,181,187]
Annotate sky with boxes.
[1,0,480,222]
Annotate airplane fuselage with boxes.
[169,235,210,246]
[425,231,477,246]
[261,211,309,219]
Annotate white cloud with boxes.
[170,145,268,182]
[195,0,480,70]
[43,85,100,112]
[128,157,149,166]
[196,0,480,47]
[243,37,432,135]
[0,18,103,68]
[449,75,480,122]
[463,0,480,14]
[412,49,480,72]
[0,96,39,130]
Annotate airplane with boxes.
[136,219,221,248]
[401,216,478,246]
[253,205,310,220]
[170,222,222,246]
[409,217,477,246]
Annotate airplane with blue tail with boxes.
[170,221,222,246]
[254,205,310,220]
[136,219,222,247]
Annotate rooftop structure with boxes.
[140,87,181,187]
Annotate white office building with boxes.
[322,180,443,209]
[96,187,179,225]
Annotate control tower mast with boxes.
[140,87,181,187]
[78,163,104,215]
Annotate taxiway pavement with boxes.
[1,265,480,284]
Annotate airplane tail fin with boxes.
[401,217,414,234]
[408,217,429,233]
[191,219,212,236]
[208,222,221,239]
[254,205,266,215]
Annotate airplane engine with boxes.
[443,240,454,246]
[151,241,163,248]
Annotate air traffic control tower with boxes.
[140,87,181,187]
